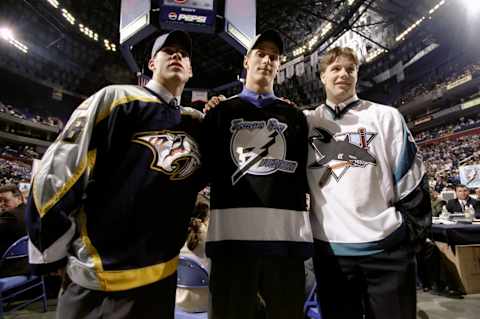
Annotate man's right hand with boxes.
[203,95,226,113]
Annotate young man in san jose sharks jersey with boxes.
[304,47,431,319]
[25,30,205,319]
[202,30,313,319]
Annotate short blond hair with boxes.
[319,47,360,74]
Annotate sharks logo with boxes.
[133,131,201,180]
[309,128,377,182]
[230,118,298,185]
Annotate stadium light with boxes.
[459,0,480,14]
[308,35,318,50]
[104,39,116,52]
[366,48,387,63]
[0,27,28,53]
[45,2,116,52]
[61,9,76,25]
[320,23,332,37]
[293,46,306,57]
[0,27,14,41]
[396,0,447,42]
[46,0,59,9]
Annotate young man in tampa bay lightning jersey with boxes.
[304,47,431,319]
[25,30,205,319]
[202,30,313,319]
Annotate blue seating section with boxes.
[175,256,209,319]
[0,236,48,318]
[304,282,322,319]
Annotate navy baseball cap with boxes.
[151,30,192,58]
[246,29,284,56]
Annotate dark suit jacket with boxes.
[446,197,480,218]
[0,203,29,276]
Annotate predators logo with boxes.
[133,131,201,180]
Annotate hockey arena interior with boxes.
[1,0,480,318]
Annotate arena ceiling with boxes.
[0,0,438,96]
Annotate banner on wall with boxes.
[280,56,304,79]
[276,70,285,84]
[286,63,295,79]
[310,50,319,66]
[295,62,305,76]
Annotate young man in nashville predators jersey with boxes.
[25,30,205,319]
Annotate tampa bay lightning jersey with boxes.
[203,94,313,258]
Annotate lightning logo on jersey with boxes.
[133,130,201,180]
[229,118,298,185]
[309,127,377,182]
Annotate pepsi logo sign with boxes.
[177,13,207,23]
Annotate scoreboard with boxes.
[163,0,214,10]
[120,0,255,73]
[159,0,216,33]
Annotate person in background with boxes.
[430,190,445,217]
[176,193,210,313]
[434,175,446,193]
[0,184,26,253]
[0,184,28,276]
[446,184,480,218]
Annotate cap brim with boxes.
[164,30,192,57]
[151,30,192,58]
[247,29,284,55]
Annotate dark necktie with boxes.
[326,100,360,119]
[169,98,179,109]
[335,105,341,119]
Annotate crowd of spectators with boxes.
[0,158,32,186]
[1,144,40,161]
[396,82,437,106]
[419,134,480,185]
[0,99,62,188]
[414,115,480,142]
[0,144,38,186]
[0,100,64,129]
[395,61,480,106]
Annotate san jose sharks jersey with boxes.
[304,99,427,255]
[202,95,313,258]
[26,84,205,291]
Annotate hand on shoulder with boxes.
[203,95,226,113]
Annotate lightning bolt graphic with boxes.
[231,131,278,185]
